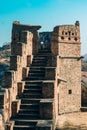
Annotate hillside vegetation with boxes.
[0,43,10,85]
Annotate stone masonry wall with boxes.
[51,21,81,115]
[0,22,35,123]
[51,21,80,56]
[58,58,81,114]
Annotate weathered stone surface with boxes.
[0,114,4,130]
[58,58,81,114]
[17,82,25,96]
[11,100,20,117]
[42,81,54,98]
[51,21,81,114]
[36,120,52,130]
[45,67,56,80]
[40,99,53,119]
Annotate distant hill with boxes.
[82,60,87,71]
[0,43,10,85]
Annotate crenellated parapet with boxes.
[51,21,80,57]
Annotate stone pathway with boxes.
[56,112,87,130]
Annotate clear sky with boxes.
[0,0,87,54]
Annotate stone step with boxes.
[15,120,37,126]
[20,103,39,109]
[21,99,40,104]
[24,85,42,90]
[28,73,44,77]
[81,107,87,112]
[23,90,41,95]
[30,67,45,71]
[25,81,42,85]
[30,66,45,70]
[22,93,42,98]
[26,76,45,80]
[31,64,46,67]
[15,113,39,120]
[19,109,39,114]
[20,107,39,113]
[38,49,51,53]
[33,57,46,60]
[32,59,46,63]
[29,70,45,74]
[23,89,41,93]
[32,61,46,64]
[36,53,51,56]
[34,54,48,57]
[32,60,46,65]
[13,125,35,130]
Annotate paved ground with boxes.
[56,112,87,130]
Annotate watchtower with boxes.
[51,21,81,114]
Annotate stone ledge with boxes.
[36,120,52,130]
[40,99,54,103]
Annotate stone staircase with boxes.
[11,50,53,130]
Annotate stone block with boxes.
[17,82,25,96]
[11,42,23,56]
[5,121,14,130]
[27,55,33,67]
[20,31,28,43]
[11,100,20,117]
[22,67,27,80]
[36,120,52,130]
[46,56,57,67]
[42,81,54,98]
[40,99,53,119]
[45,67,56,80]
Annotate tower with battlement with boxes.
[51,21,81,114]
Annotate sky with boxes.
[0,0,87,54]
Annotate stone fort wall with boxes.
[0,21,81,129]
